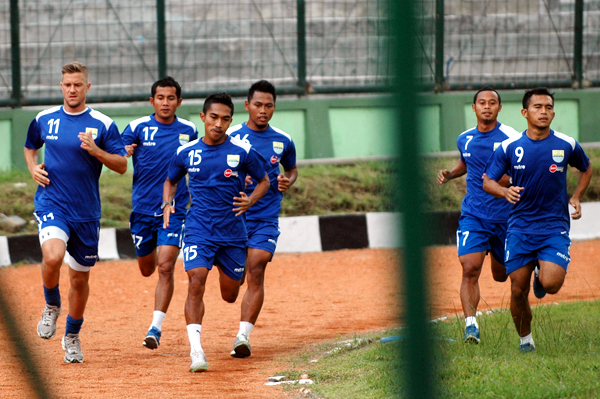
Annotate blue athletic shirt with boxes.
[457,122,520,222]
[485,129,590,234]
[227,123,296,222]
[167,135,268,243]
[25,106,127,222]
[121,114,197,215]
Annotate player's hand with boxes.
[277,173,290,192]
[125,144,137,158]
[162,203,175,228]
[28,162,50,187]
[244,175,254,190]
[233,192,251,216]
[437,169,452,185]
[569,197,582,220]
[78,131,100,156]
[505,186,523,204]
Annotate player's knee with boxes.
[69,273,89,291]
[157,261,175,279]
[461,261,481,279]
[221,290,239,303]
[511,283,529,299]
[543,280,563,294]
[492,270,508,282]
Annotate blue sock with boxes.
[65,315,84,335]
[43,284,61,308]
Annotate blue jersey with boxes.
[121,114,197,215]
[227,123,296,222]
[485,129,590,234]
[25,106,127,222]
[167,136,268,243]
[457,122,520,222]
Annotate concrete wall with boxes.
[3,88,600,171]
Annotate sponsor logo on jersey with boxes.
[552,150,564,163]
[549,164,563,173]
[514,165,526,170]
[47,135,59,140]
[227,154,240,167]
[270,155,278,164]
[273,141,284,154]
[86,127,98,139]
[462,152,471,157]
[179,134,190,145]
[224,169,238,178]
[143,142,156,146]
[188,167,200,172]
[493,142,501,150]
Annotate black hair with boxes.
[473,86,501,105]
[522,87,555,109]
[248,80,276,102]
[203,92,234,116]
[151,76,181,99]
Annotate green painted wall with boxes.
[3,88,600,171]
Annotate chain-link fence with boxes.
[418,0,600,91]
[1,0,389,107]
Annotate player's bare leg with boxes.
[137,250,158,277]
[490,256,508,282]
[68,269,90,320]
[459,251,485,343]
[38,239,66,339]
[537,260,566,294]
[143,245,179,349]
[216,265,242,303]
[509,262,536,352]
[185,267,209,372]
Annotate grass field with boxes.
[275,300,600,398]
[2,149,600,235]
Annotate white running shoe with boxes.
[190,350,208,372]
[230,334,252,358]
[37,304,61,339]
[61,334,84,363]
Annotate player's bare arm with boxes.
[162,177,178,228]
[278,165,298,192]
[569,163,593,220]
[125,143,137,158]
[78,131,127,174]
[233,173,270,216]
[24,148,50,187]
[483,173,523,204]
[437,159,467,185]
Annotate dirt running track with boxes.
[0,242,599,398]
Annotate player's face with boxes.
[200,103,233,145]
[150,86,182,124]
[472,91,501,124]
[245,91,275,131]
[60,72,90,112]
[522,94,555,129]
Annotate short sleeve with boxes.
[24,118,44,150]
[245,147,268,181]
[167,150,188,184]
[280,139,297,169]
[120,123,137,146]
[101,122,127,156]
[485,145,509,182]
[568,142,590,172]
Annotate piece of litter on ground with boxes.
[265,378,314,386]
[266,376,286,382]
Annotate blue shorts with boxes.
[182,234,246,281]
[34,210,99,268]
[504,231,571,274]
[129,210,185,257]
[456,214,507,264]
[247,219,280,255]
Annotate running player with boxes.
[121,76,197,350]
[226,80,297,357]
[24,61,128,363]
[162,92,270,372]
[437,87,519,344]
[484,87,592,352]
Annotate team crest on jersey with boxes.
[227,154,240,167]
[273,141,284,154]
[179,134,190,145]
[86,127,98,139]
[552,150,564,163]
[493,142,501,150]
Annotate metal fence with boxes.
[419,0,600,91]
[1,0,389,107]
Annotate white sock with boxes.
[237,321,254,338]
[465,316,478,329]
[186,324,203,354]
[520,333,535,347]
[150,310,166,331]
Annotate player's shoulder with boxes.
[35,106,62,121]
[229,135,252,153]
[497,122,520,138]
[269,125,293,142]
[175,116,197,132]
[552,130,577,150]
[457,127,477,138]
[500,131,523,151]
[89,108,116,130]
[176,138,200,155]
[226,123,244,136]
[127,115,152,132]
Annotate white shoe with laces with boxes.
[37,304,61,339]
[61,333,84,363]
[190,350,209,372]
